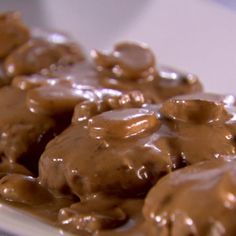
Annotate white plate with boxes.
[0,204,72,236]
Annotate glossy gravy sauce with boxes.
[1,11,236,236]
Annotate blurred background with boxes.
[0,0,235,93]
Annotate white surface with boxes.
[1,0,235,93]
[0,203,72,236]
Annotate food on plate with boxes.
[0,11,235,236]
[143,159,236,236]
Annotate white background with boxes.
[0,0,236,93]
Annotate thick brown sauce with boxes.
[2,11,236,236]
[0,197,144,236]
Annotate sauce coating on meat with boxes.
[1,11,235,236]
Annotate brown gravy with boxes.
[1,11,236,236]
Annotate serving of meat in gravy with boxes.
[0,11,236,236]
